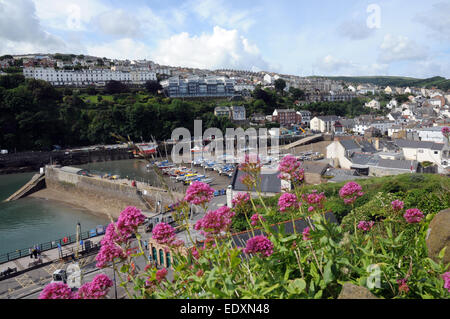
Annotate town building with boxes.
[230,106,246,122]
[214,106,231,118]
[310,115,339,133]
[160,75,235,98]
[272,109,301,126]
[23,67,156,86]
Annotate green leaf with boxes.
[279,234,297,243]
[261,283,280,296]
[120,264,129,273]
[288,278,306,294]
[323,261,334,285]
[438,247,447,260]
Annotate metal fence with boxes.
[0,225,108,264]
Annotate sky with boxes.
[0,0,449,78]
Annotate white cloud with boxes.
[31,0,108,31]
[87,38,152,60]
[378,34,428,63]
[0,0,68,54]
[189,0,256,32]
[337,19,376,40]
[151,26,269,70]
[416,2,450,41]
[95,9,140,37]
[315,55,388,76]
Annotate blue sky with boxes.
[0,0,449,78]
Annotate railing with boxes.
[0,225,108,264]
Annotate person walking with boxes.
[29,248,33,259]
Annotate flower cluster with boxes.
[152,222,176,244]
[243,235,274,257]
[391,200,404,212]
[194,206,235,237]
[250,213,265,227]
[40,274,114,299]
[302,190,326,212]
[278,193,300,212]
[302,226,311,241]
[357,220,375,232]
[156,268,168,283]
[76,274,114,299]
[184,181,215,206]
[239,174,256,189]
[117,206,146,236]
[239,154,263,174]
[442,126,450,139]
[339,181,364,205]
[397,278,409,294]
[403,208,424,224]
[39,282,74,299]
[442,272,450,293]
[277,155,305,185]
[232,192,250,208]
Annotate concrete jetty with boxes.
[4,173,45,202]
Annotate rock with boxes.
[426,208,450,265]
[337,283,378,299]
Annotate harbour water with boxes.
[0,172,109,255]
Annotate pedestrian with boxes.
[33,249,38,259]
[29,248,33,259]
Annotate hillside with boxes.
[315,76,450,91]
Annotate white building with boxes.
[386,99,397,110]
[310,115,339,133]
[23,67,156,86]
[395,139,445,171]
[365,99,381,110]
[297,110,311,126]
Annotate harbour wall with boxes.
[44,166,180,218]
[0,148,134,175]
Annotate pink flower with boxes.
[391,200,404,212]
[102,222,128,245]
[403,208,424,223]
[75,274,113,299]
[442,272,450,293]
[442,126,450,137]
[243,235,274,257]
[278,155,305,185]
[190,246,200,259]
[196,269,204,277]
[250,213,265,226]
[116,206,146,236]
[397,278,409,294]
[302,190,326,212]
[239,154,262,173]
[302,226,311,241]
[232,192,250,208]
[39,282,74,299]
[156,268,168,282]
[184,181,215,206]
[95,241,126,268]
[339,181,364,205]
[357,220,375,232]
[239,173,256,188]
[152,222,176,244]
[194,206,235,237]
[278,193,299,212]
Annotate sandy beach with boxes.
[29,188,116,220]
